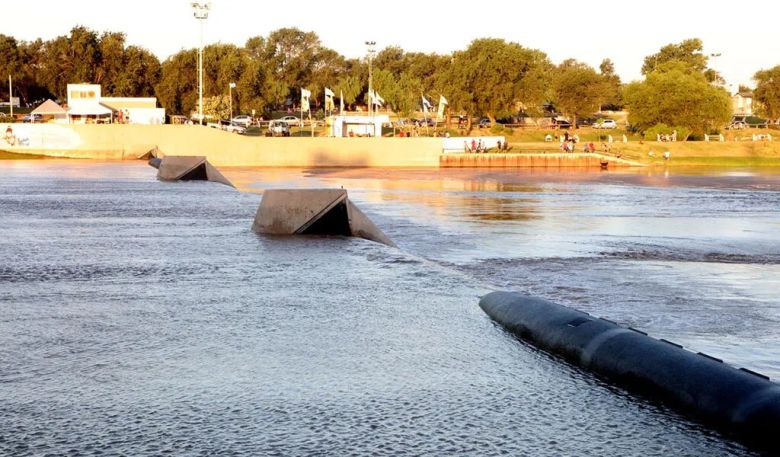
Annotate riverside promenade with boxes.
[1,123,641,168]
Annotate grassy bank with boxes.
[0,150,46,160]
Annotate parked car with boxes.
[279,115,300,127]
[727,121,747,130]
[477,118,491,128]
[550,116,572,129]
[415,118,436,127]
[208,119,246,134]
[21,114,43,123]
[267,120,291,137]
[231,115,253,128]
[594,119,617,129]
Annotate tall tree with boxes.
[753,65,780,119]
[436,38,551,126]
[641,38,721,83]
[599,58,622,110]
[624,61,731,138]
[550,59,608,125]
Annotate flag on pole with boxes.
[324,87,335,112]
[437,94,448,120]
[301,88,311,112]
[422,96,432,113]
[373,91,384,107]
[339,90,345,114]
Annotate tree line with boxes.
[2,28,780,137]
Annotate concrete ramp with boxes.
[252,189,396,247]
[150,155,234,188]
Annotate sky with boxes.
[5,0,779,90]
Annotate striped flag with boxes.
[422,96,432,113]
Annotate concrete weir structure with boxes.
[149,156,234,187]
[252,189,396,247]
[479,291,780,449]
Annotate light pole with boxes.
[192,2,210,125]
[710,52,723,87]
[365,40,376,134]
[228,82,236,120]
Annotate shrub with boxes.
[643,124,691,141]
[490,123,505,134]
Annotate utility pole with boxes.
[9,75,13,118]
[229,82,236,120]
[192,3,210,125]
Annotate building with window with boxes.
[66,83,165,124]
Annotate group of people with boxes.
[115,109,131,124]
[560,130,580,152]
[462,138,511,153]
[464,139,488,153]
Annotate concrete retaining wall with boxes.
[0,124,442,167]
[440,153,640,168]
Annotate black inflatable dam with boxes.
[479,291,780,449]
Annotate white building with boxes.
[66,83,165,124]
[732,92,753,116]
[328,114,389,137]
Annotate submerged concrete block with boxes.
[479,291,780,449]
[252,189,396,247]
[149,155,234,187]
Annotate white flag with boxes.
[301,88,311,112]
[422,96,432,113]
[339,90,345,114]
[324,87,335,112]
[437,94,448,120]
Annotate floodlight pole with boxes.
[365,41,376,136]
[192,3,210,125]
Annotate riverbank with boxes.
[2,123,780,169]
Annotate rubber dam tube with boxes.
[479,291,780,448]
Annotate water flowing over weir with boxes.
[0,162,778,456]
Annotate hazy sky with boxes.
[6,0,779,90]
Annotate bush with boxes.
[490,123,505,134]
[643,124,691,141]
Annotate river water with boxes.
[1,161,778,456]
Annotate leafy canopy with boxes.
[624,62,731,137]
[753,65,780,119]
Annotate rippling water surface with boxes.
[1,161,778,456]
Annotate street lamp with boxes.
[365,40,376,132]
[228,82,236,120]
[192,2,211,125]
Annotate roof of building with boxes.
[67,103,113,116]
[31,99,67,115]
[101,97,158,110]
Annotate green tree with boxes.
[753,65,780,119]
[641,38,721,83]
[599,58,622,110]
[202,94,230,120]
[335,74,361,109]
[550,59,608,125]
[624,62,731,138]
[156,49,198,116]
[436,38,551,128]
